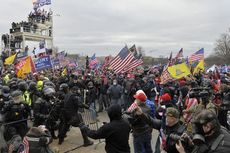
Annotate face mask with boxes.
[113,82,117,85]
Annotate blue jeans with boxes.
[133,132,153,153]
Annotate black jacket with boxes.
[33,98,51,126]
[82,104,131,153]
[128,103,152,137]
[204,127,230,153]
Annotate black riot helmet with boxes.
[59,83,69,93]
[43,86,56,98]
[29,82,37,92]
[87,81,94,89]
[43,80,56,88]
[2,86,10,97]
[18,81,28,92]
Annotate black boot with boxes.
[58,137,64,145]
[80,129,93,147]
[51,130,58,139]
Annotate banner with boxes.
[15,56,33,78]
[51,57,60,66]
[34,55,52,71]
[168,63,191,79]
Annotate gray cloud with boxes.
[1,0,230,57]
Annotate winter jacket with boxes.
[107,85,123,100]
[204,127,230,153]
[82,104,131,153]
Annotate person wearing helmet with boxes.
[33,86,57,139]
[176,109,230,153]
[18,81,32,106]
[2,90,30,140]
[58,83,93,146]
[28,81,41,107]
[37,80,44,91]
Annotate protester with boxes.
[80,104,131,153]
[126,90,153,153]
[134,106,187,153]
[107,79,123,106]
[0,43,230,153]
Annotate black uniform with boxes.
[58,92,93,146]
[33,97,51,127]
[2,100,30,139]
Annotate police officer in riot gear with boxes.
[58,83,93,146]
[18,81,31,106]
[28,81,40,107]
[2,90,30,140]
[33,86,57,139]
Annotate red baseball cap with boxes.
[161,93,172,101]
[133,90,147,102]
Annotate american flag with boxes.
[175,48,183,59]
[122,58,143,73]
[18,136,29,153]
[89,53,98,69]
[189,48,204,62]
[109,46,135,73]
[122,45,143,72]
[160,69,173,84]
[167,51,173,67]
[102,55,112,69]
[170,48,183,65]
[127,102,138,112]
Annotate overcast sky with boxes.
[1,0,230,57]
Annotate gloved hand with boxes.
[83,103,90,109]
[79,123,89,131]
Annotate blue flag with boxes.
[34,55,52,71]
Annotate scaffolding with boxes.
[1,10,53,55]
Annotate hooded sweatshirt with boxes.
[85,104,131,153]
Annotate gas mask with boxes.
[192,123,205,145]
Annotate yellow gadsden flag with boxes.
[168,63,191,79]
[4,54,17,65]
[193,60,204,75]
[15,56,32,78]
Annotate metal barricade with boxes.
[81,108,105,150]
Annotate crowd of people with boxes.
[0,62,230,153]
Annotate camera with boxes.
[169,133,185,142]
[189,87,210,98]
